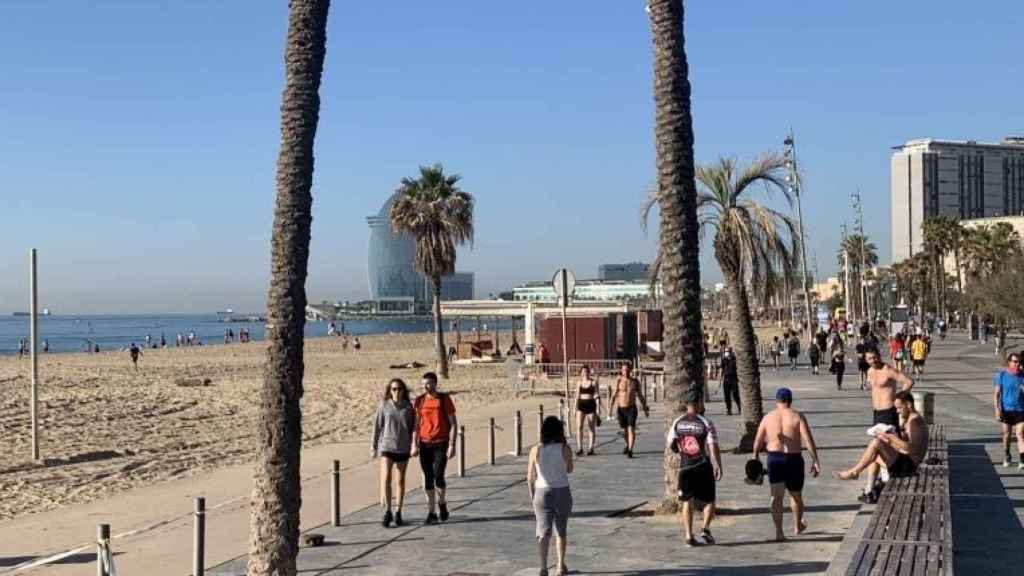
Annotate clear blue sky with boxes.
[1,1,1021,313]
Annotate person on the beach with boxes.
[993,352,1024,469]
[17,338,27,359]
[176,333,184,347]
[667,389,722,547]
[574,366,601,456]
[720,347,740,415]
[910,335,928,380]
[753,387,821,541]
[411,372,457,524]
[609,363,648,458]
[42,339,49,353]
[527,416,574,576]
[93,343,100,354]
[129,343,142,370]
[144,334,152,348]
[353,336,361,351]
[159,333,166,348]
[371,378,416,528]
[341,334,349,351]
[837,391,928,488]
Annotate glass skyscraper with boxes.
[366,192,425,302]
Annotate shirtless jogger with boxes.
[753,388,821,541]
[610,363,649,458]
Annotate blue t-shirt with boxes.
[994,370,1024,411]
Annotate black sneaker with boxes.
[622,446,629,454]
[382,510,392,528]
[700,529,715,544]
[576,449,584,457]
[586,448,595,456]
[627,449,634,458]
[393,511,404,527]
[439,502,449,522]
[685,536,699,547]
[425,512,438,525]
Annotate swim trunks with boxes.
[766,452,805,492]
[873,407,900,432]
[617,406,638,429]
[888,454,918,477]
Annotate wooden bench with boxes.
[845,425,952,576]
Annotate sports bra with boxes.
[579,383,596,395]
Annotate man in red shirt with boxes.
[411,372,458,524]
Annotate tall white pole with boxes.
[30,249,40,461]
[785,130,814,343]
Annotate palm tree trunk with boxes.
[725,270,763,452]
[431,276,449,378]
[248,2,329,575]
[648,0,705,515]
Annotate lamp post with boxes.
[784,130,813,343]
[841,223,851,317]
[851,192,869,324]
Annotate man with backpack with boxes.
[411,372,458,524]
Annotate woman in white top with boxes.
[527,416,574,576]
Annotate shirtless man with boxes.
[865,347,913,432]
[609,363,648,458]
[837,391,929,494]
[753,388,821,541]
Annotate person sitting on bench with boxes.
[835,391,928,495]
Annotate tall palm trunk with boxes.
[932,254,941,319]
[648,0,705,514]
[431,275,449,378]
[718,249,763,451]
[248,2,329,575]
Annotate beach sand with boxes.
[0,333,514,521]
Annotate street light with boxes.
[783,129,813,342]
[851,192,869,323]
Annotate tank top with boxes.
[534,444,570,489]
[579,382,596,395]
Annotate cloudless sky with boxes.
[1,1,1021,313]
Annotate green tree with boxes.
[390,164,474,379]
[697,154,800,450]
[646,0,706,512]
[836,234,878,321]
[248,1,330,575]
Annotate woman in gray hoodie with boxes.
[371,378,416,527]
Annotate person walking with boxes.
[609,363,648,458]
[808,340,821,376]
[830,347,847,390]
[909,335,928,380]
[371,378,416,527]
[720,347,741,415]
[889,333,905,373]
[128,342,142,371]
[667,390,722,547]
[787,333,800,370]
[770,335,782,372]
[855,336,870,390]
[574,366,601,456]
[527,416,574,576]
[753,388,821,541]
[411,372,457,524]
[994,352,1024,469]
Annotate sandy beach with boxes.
[0,333,512,521]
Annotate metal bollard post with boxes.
[331,459,341,527]
[488,417,496,465]
[458,425,466,477]
[514,410,522,457]
[193,497,205,576]
[558,398,565,427]
[97,523,111,576]
[653,382,659,403]
[537,404,544,441]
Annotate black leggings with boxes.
[835,365,845,388]
[722,379,741,414]
[418,442,449,491]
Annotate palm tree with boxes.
[390,164,474,379]
[248,1,330,575]
[836,234,878,321]
[646,0,705,513]
[963,223,1020,280]
[696,154,800,451]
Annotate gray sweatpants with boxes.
[533,486,572,539]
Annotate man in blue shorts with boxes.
[994,352,1024,469]
[753,388,821,541]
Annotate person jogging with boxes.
[128,343,142,371]
[994,352,1024,469]
[667,389,722,547]
[371,378,416,527]
[909,335,928,380]
[753,388,821,541]
[610,363,648,458]
[411,372,457,524]
[527,416,574,576]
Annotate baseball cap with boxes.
[775,387,793,403]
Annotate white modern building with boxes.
[891,137,1024,261]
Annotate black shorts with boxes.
[888,454,918,477]
[677,461,715,503]
[380,451,410,464]
[577,399,597,415]
[912,359,925,368]
[1000,410,1024,426]
[873,407,900,432]
[858,359,870,373]
[766,452,805,492]
[418,441,449,490]
[617,406,638,429]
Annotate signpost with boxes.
[30,249,40,461]
[552,268,576,433]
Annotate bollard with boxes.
[331,460,341,527]
[558,398,565,427]
[537,404,544,441]
[514,410,522,457]
[96,523,111,576]
[458,425,466,477]
[193,497,205,576]
[488,417,496,465]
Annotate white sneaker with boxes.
[1003,456,1012,467]
[1018,462,1024,471]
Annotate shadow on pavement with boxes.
[580,561,829,575]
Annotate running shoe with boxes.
[576,449,584,457]
[626,449,634,459]
[685,536,699,547]
[622,446,629,454]
[700,529,715,545]
[1003,455,1012,467]
[438,502,449,522]
[394,511,404,527]
[382,510,392,528]
[425,512,438,525]
[586,448,595,456]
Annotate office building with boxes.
[598,262,651,282]
[891,137,1024,261]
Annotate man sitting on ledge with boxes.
[835,390,928,490]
